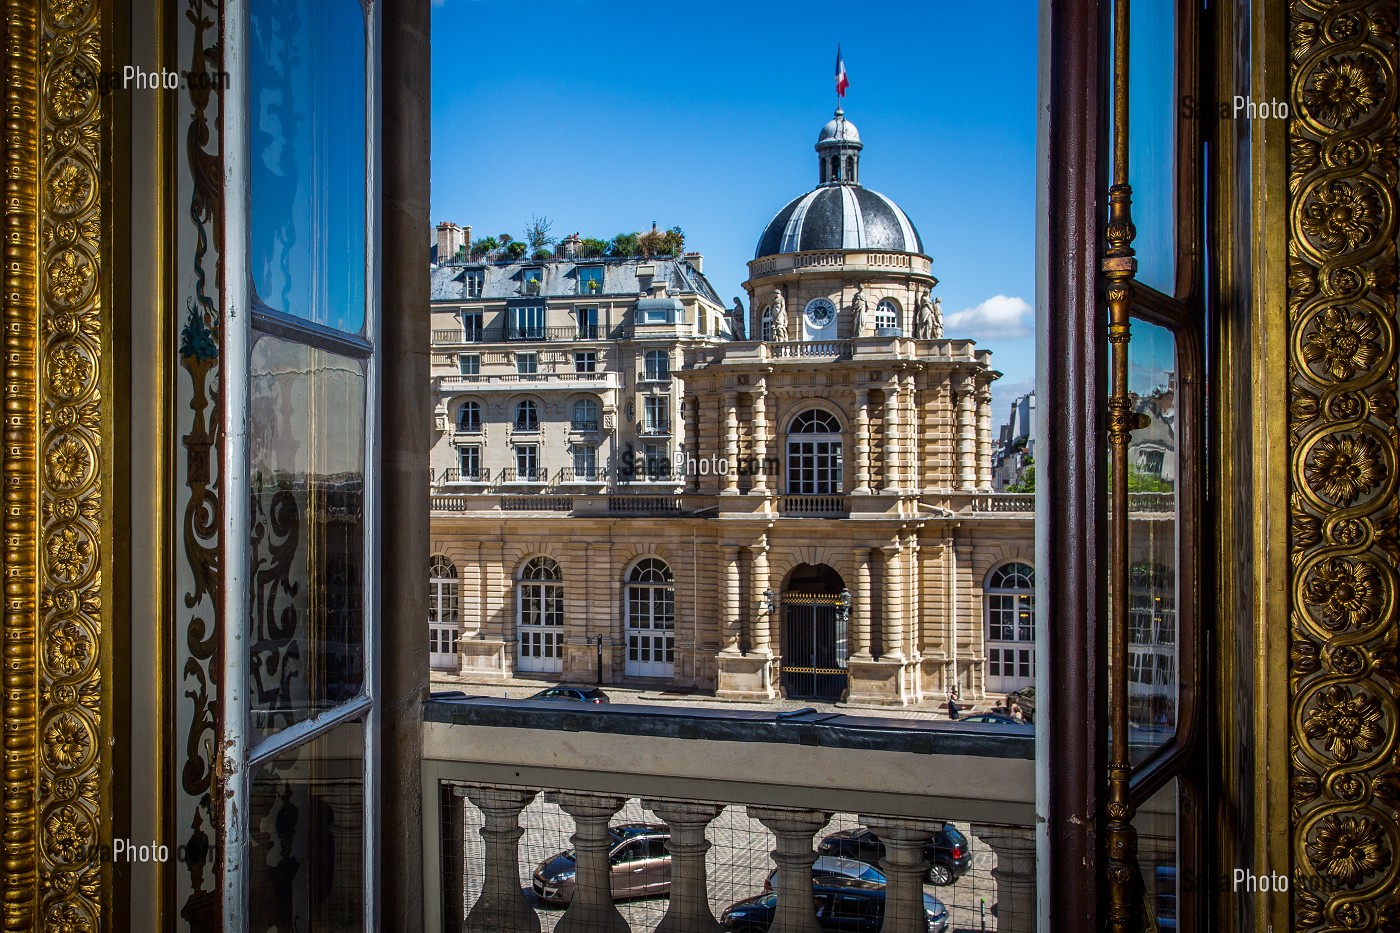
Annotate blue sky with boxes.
[430,0,1039,417]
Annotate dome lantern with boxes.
[816,108,863,186]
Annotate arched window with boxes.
[456,400,481,433]
[428,556,459,668]
[571,397,598,430]
[787,409,843,495]
[760,305,774,342]
[845,155,855,181]
[875,299,899,333]
[517,557,563,672]
[514,399,538,431]
[625,558,675,677]
[985,562,1035,693]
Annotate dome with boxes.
[818,112,861,145]
[754,185,924,258]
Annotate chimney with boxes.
[436,221,463,263]
[681,251,703,273]
[558,232,581,259]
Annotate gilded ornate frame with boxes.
[2,0,118,928]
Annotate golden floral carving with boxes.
[1306,814,1392,887]
[45,435,92,490]
[1303,685,1386,761]
[42,713,92,771]
[47,248,95,307]
[47,343,93,399]
[1304,434,1386,505]
[45,620,92,677]
[1303,55,1384,128]
[1301,307,1382,381]
[1300,180,1383,253]
[1302,557,1385,629]
[44,526,94,584]
[48,158,93,215]
[42,806,94,865]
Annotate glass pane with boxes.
[249,334,367,737]
[250,0,367,332]
[1125,0,1177,294]
[1114,319,1179,754]
[249,719,365,932]
[1134,777,1179,932]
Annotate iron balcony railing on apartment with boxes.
[500,467,546,483]
[638,421,673,437]
[432,323,609,345]
[569,419,600,432]
[436,467,488,485]
[556,467,603,484]
[439,371,619,391]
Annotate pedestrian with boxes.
[1008,701,1024,723]
[947,694,961,720]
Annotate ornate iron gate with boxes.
[781,593,848,699]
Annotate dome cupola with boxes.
[816,108,863,185]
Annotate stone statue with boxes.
[730,296,746,339]
[850,284,868,337]
[770,287,788,341]
[930,296,944,338]
[916,290,938,339]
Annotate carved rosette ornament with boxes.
[1288,1,1400,930]
[3,0,112,927]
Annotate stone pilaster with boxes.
[749,807,832,933]
[751,536,772,654]
[863,817,943,933]
[463,786,540,933]
[547,792,629,933]
[849,548,873,659]
[971,823,1037,933]
[751,377,769,494]
[882,382,901,492]
[854,392,872,494]
[881,541,905,661]
[976,385,993,491]
[722,390,740,493]
[955,378,977,490]
[722,545,742,651]
[643,800,725,933]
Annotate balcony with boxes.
[557,467,605,485]
[439,372,620,392]
[569,419,600,432]
[422,698,1058,933]
[436,467,488,485]
[501,467,546,483]
[638,421,673,437]
[779,494,848,517]
[432,324,609,345]
[608,495,683,514]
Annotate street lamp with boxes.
[760,588,776,616]
[836,588,852,625]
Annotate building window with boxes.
[574,351,597,374]
[572,398,599,431]
[985,562,1035,693]
[429,555,459,667]
[457,353,479,376]
[625,558,675,677]
[875,299,899,332]
[517,557,563,672]
[516,352,537,375]
[577,306,598,339]
[458,444,481,480]
[643,396,670,434]
[643,444,669,479]
[523,268,543,295]
[573,445,597,479]
[643,349,670,381]
[464,270,484,298]
[456,400,481,433]
[786,409,843,495]
[462,309,483,340]
[510,305,545,339]
[515,444,540,480]
[760,305,775,341]
[514,400,539,431]
[578,267,604,296]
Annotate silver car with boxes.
[532,823,671,906]
[763,855,888,892]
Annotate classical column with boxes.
[643,800,725,933]
[750,807,832,933]
[463,786,540,933]
[970,823,1037,933]
[849,548,872,659]
[751,377,769,494]
[854,393,872,494]
[723,390,740,493]
[976,385,994,490]
[955,378,977,490]
[881,541,905,661]
[905,532,921,666]
[863,817,942,933]
[547,792,629,933]
[723,546,742,652]
[902,373,920,492]
[687,397,702,492]
[750,536,772,654]
[882,381,902,492]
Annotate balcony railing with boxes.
[771,340,854,360]
[608,495,683,514]
[432,323,609,344]
[569,420,600,432]
[499,496,572,511]
[500,467,546,483]
[436,467,488,485]
[556,468,604,484]
[638,421,673,437]
[779,494,848,516]
[439,371,619,391]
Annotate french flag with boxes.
[835,46,849,98]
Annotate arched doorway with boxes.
[781,563,849,700]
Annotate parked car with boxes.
[528,684,610,704]
[817,824,971,886]
[960,712,1028,726]
[762,855,887,892]
[531,823,669,905]
[721,878,949,932]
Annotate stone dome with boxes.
[818,112,862,145]
[754,185,924,258]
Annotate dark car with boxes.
[960,712,1028,726]
[528,684,610,703]
[531,823,669,905]
[721,879,948,933]
[817,824,971,886]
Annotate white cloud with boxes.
[944,295,1035,339]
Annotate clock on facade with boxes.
[804,297,836,327]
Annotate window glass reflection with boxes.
[248,334,367,737]
[250,0,367,332]
[249,719,364,932]
[1126,0,1177,294]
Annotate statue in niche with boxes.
[770,287,788,341]
[729,296,746,340]
[916,290,943,339]
[850,284,868,337]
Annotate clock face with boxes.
[804,298,836,327]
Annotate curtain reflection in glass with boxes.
[250,0,367,332]
[249,719,364,932]
[248,334,366,737]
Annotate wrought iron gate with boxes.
[781,593,848,699]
